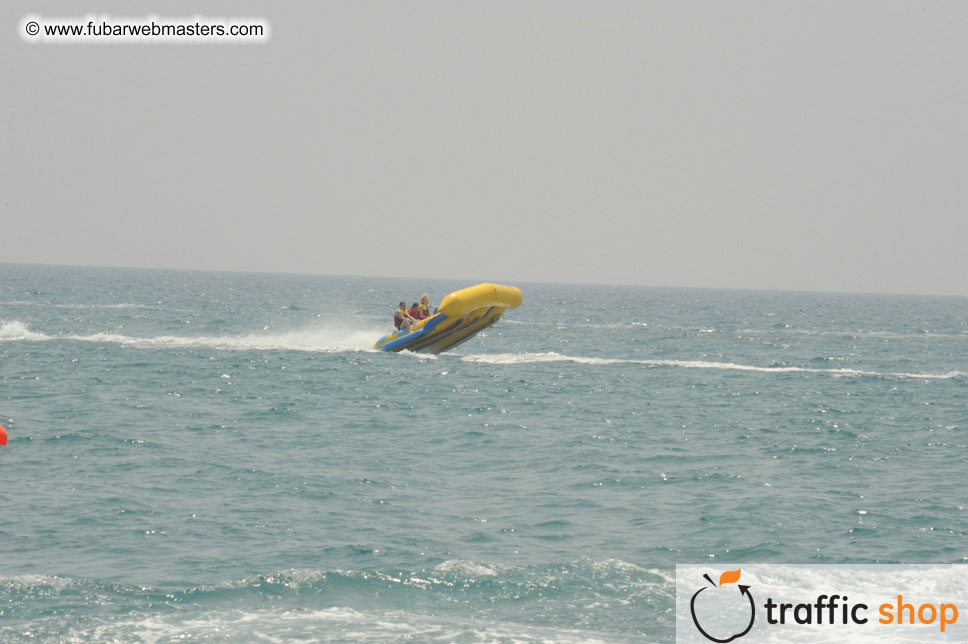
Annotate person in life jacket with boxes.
[408,302,420,320]
[416,293,433,319]
[410,295,431,321]
[393,301,416,330]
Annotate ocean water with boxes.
[1,264,966,643]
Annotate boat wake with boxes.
[4,319,963,379]
[0,320,384,354]
[459,352,966,380]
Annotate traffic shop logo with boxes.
[689,568,755,643]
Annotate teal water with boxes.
[1,264,966,642]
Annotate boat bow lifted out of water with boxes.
[374,283,523,354]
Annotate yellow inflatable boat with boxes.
[374,283,523,354]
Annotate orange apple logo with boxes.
[690,568,755,642]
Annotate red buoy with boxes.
[0,424,6,446]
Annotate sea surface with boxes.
[1,264,966,643]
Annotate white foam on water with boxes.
[433,559,503,577]
[0,320,51,341]
[65,606,622,644]
[52,302,149,309]
[460,352,966,380]
[0,320,386,354]
[462,352,627,366]
[0,301,149,309]
[4,320,963,378]
[0,574,77,592]
[395,349,439,360]
[588,557,651,574]
[63,327,383,353]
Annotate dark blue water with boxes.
[1,264,966,642]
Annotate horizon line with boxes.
[1,260,964,300]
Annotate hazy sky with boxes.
[3,1,966,295]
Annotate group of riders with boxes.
[393,293,439,331]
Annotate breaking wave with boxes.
[0,561,670,644]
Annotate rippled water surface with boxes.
[1,264,966,642]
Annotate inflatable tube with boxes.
[374,283,522,354]
[439,283,523,317]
